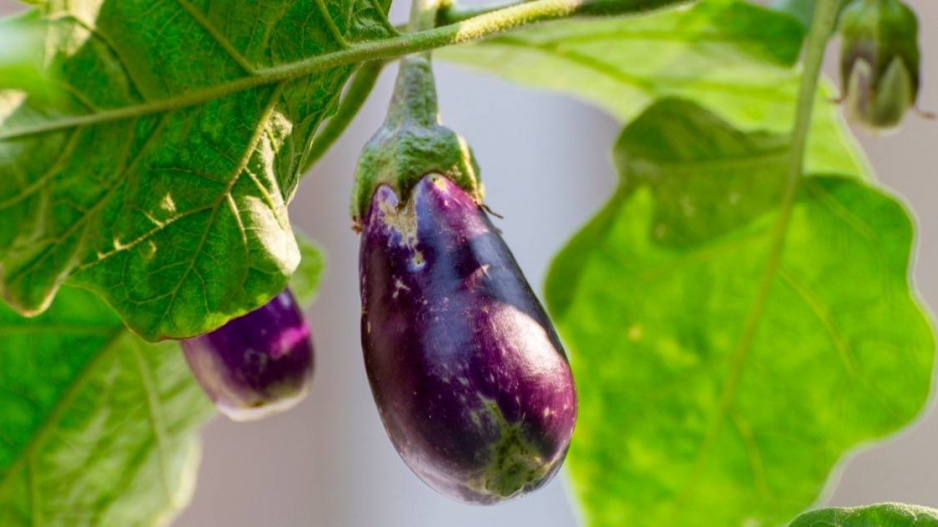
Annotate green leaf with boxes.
[440,0,870,178]
[0,13,54,99]
[545,100,935,526]
[0,233,324,525]
[289,233,326,306]
[0,0,392,341]
[0,287,213,526]
[790,503,938,526]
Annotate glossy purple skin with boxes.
[182,289,314,422]
[359,174,577,504]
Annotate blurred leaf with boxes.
[790,503,938,526]
[545,99,935,527]
[440,0,870,178]
[771,0,854,30]
[0,12,56,100]
[0,0,392,341]
[290,233,326,307]
[0,287,213,526]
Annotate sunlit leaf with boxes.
[0,0,392,340]
[546,99,934,526]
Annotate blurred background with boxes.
[3,0,936,525]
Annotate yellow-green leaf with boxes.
[546,99,934,526]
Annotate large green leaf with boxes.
[790,503,938,526]
[440,0,870,178]
[545,99,934,526]
[0,0,392,341]
[0,240,324,526]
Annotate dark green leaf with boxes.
[440,0,870,178]
[0,0,392,341]
[790,503,938,526]
[545,99,935,526]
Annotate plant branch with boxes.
[436,0,692,25]
[437,0,524,24]
[0,0,688,141]
[303,61,386,173]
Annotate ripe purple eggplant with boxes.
[359,173,577,504]
[182,289,314,422]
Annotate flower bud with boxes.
[839,0,921,130]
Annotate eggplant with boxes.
[182,289,314,422]
[359,173,577,504]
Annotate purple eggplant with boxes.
[182,289,314,422]
[359,173,577,504]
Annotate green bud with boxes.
[839,0,921,130]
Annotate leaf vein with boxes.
[171,0,257,74]
[129,339,174,499]
[153,82,285,332]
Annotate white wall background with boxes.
[2,0,936,525]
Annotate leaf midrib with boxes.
[0,8,408,142]
[669,182,801,518]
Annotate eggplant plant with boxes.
[0,0,935,525]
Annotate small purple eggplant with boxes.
[182,289,314,422]
[359,174,577,504]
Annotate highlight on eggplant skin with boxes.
[359,173,577,504]
[181,289,314,422]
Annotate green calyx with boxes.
[351,55,481,223]
[839,0,920,128]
